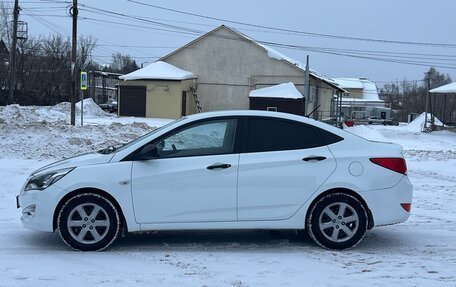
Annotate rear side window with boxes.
[246,118,326,152]
[318,128,344,145]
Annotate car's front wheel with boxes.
[58,193,121,251]
[307,193,368,250]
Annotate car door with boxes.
[237,117,337,221]
[131,118,239,224]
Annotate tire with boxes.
[307,193,368,250]
[58,193,121,251]
[368,121,373,125]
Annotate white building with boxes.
[333,78,391,119]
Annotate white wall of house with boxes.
[161,26,338,116]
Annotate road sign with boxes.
[80,71,87,90]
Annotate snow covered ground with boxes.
[0,104,455,286]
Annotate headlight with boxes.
[24,168,74,191]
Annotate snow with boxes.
[340,97,384,103]
[75,98,108,117]
[1,103,456,286]
[359,79,381,101]
[429,82,456,94]
[119,61,197,81]
[333,78,364,89]
[249,82,303,99]
[405,112,443,132]
[0,102,172,159]
[334,78,382,101]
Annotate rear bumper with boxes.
[362,175,413,227]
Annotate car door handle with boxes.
[302,156,327,162]
[207,163,232,170]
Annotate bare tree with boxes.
[0,2,11,47]
[107,53,138,74]
[78,35,97,70]
[379,67,453,123]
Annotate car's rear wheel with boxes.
[307,193,367,250]
[58,193,121,251]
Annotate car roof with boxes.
[182,110,354,139]
[185,110,314,123]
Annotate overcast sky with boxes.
[15,0,456,86]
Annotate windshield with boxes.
[98,118,185,154]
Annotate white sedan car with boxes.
[17,110,413,251]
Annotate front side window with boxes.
[156,119,237,158]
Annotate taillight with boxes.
[401,203,411,212]
[369,158,407,175]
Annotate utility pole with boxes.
[423,72,430,131]
[8,0,20,103]
[70,0,78,125]
[303,55,310,116]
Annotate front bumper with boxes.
[17,185,65,232]
[362,175,413,227]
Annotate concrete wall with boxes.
[163,27,304,112]
[119,79,197,119]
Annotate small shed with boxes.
[249,82,305,115]
[118,61,197,119]
[429,82,456,126]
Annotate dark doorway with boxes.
[181,91,187,116]
[119,86,146,117]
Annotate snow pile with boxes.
[0,103,169,160]
[406,112,443,132]
[0,103,69,125]
[249,82,303,99]
[0,100,111,126]
[76,98,110,117]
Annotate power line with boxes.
[64,5,456,69]
[126,0,456,48]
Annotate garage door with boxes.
[119,86,146,117]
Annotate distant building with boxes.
[333,78,391,119]
[118,25,346,119]
[118,61,197,118]
[157,25,345,119]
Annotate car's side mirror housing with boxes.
[135,143,159,161]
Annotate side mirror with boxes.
[135,143,159,161]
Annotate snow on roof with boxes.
[341,97,384,103]
[429,82,456,94]
[360,79,381,101]
[252,40,343,91]
[249,82,303,99]
[333,78,364,89]
[119,61,197,81]
[334,78,381,101]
